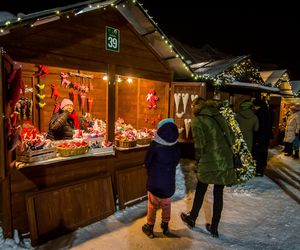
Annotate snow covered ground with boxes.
[1,146,299,250]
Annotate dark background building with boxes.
[1,0,300,79]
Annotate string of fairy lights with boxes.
[0,0,280,88]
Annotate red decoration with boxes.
[151,118,155,126]
[147,89,159,109]
[87,97,93,113]
[51,84,61,101]
[157,114,162,121]
[69,91,78,107]
[37,65,49,77]
[10,111,20,127]
[80,92,86,109]
[54,101,60,113]
[8,67,25,109]
[73,82,80,90]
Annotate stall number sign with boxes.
[105,26,120,52]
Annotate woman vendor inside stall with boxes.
[47,98,80,140]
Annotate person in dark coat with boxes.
[180,98,236,238]
[142,118,181,238]
[236,100,259,153]
[252,99,274,176]
[47,98,80,140]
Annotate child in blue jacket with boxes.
[142,118,181,238]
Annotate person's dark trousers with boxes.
[253,143,269,175]
[190,181,224,228]
[284,142,293,156]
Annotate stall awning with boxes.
[226,81,280,93]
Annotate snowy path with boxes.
[1,147,300,250]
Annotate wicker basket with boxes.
[17,147,57,163]
[137,137,151,145]
[115,139,137,148]
[56,146,89,157]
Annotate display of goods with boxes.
[115,139,137,148]
[19,122,47,151]
[16,147,57,163]
[137,137,151,145]
[56,140,89,157]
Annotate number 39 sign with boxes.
[105,26,120,52]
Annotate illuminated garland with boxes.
[224,59,264,85]
[219,102,256,184]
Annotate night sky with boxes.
[2,0,300,79]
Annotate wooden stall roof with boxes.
[290,80,300,95]
[191,56,249,76]
[225,81,280,93]
[0,0,194,81]
[260,69,288,88]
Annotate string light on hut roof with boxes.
[0,0,202,82]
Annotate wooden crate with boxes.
[17,148,57,163]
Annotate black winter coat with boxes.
[47,110,74,140]
[145,141,181,198]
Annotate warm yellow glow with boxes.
[127,78,133,83]
[117,77,122,83]
[102,75,108,81]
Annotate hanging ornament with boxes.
[157,114,162,121]
[53,101,60,113]
[8,67,25,109]
[36,93,45,100]
[36,83,45,90]
[69,91,78,107]
[80,92,86,109]
[38,102,46,109]
[37,65,49,77]
[51,84,61,101]
[60,72,71,88]
[87,97,93,113]
[146,89,159,109]
[151,118,155,126]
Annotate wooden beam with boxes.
[0,48,13,238]
[106,64,116,143]
[0,48,5,180]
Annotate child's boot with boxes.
[160,221,170,236]
[142,223,154,238]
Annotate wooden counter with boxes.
[9,146,148,245]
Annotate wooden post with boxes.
[0,48,5,180]
[106,64,116,143]
[0,48,13,237]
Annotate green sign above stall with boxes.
[105,26,120,52]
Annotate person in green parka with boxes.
[181,98,237,238]
[236,100,259,153]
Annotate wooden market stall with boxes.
[0,0,194,245]
[168,51,283,157]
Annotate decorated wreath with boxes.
[219,101,256,184]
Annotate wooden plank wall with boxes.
[10,156,114,233]
[171,82,206,140]
[27,175,115,245]
[0,9,171,83]
[116,78,169,129]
